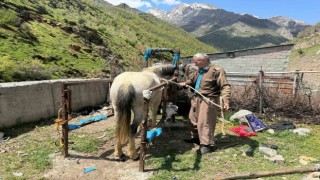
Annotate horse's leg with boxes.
[150,91,162,127]
[127,105,143,160]
[113,107,123,157]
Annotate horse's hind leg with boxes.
[113,107,123,157]
[127,105,143,160]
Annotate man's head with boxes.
[193,53,210,68]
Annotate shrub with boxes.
[297,48,304,55]
[0,9,18,26]
[13,60,51,81]
[0,56,17,82]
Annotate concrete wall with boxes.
[0,79,110,129]
[181,44,294,86]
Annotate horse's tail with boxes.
[115,82,135,144]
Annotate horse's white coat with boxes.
[110,66,172,159]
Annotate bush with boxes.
[0,56,17,82]
[0,9,18,26]
[13,60,51,81]
[297,48,304,55]
[230,84,320,124]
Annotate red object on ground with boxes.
[230,125,257,137]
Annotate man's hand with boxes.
[179,82,187,87]
[223,103,229,111]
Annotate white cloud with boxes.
[152,0,181,6]
[151,0,160,5]
[161,0,181,5]
[105,0,152,8]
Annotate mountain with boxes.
[147,3,310,51]
[0,0,217,82]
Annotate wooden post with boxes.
[293,70,301,96]
[139,98,149,172]
[61,84,69,157]
[161,87,168,122]
[214,166,320,180]
[258,70,264,115]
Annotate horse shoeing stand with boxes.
[139,77,178,172]
[56,77,178,172]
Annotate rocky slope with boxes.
[0,0,217,82]
[148,3,310,51]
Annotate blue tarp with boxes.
[68,115,107,130]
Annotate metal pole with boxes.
[139,98,149,172]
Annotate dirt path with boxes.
[43,111,154,180]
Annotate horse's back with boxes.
[110,72,161,100]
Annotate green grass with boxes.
[0,118,111,179]
[146,121,320,180]
[1,117,319,179]
[0,0,218,82]
[69,132,103,153]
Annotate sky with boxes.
[105,0,319,25]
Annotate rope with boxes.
[162,78,222,108]
[144,72,228,135]
[161,78,228,134]
[54,108,71,147]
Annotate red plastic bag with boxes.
[230,125,257,137]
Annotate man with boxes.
[179,53,230,154]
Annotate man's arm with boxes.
[217,69,231,110]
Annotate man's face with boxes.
[194,57,208,68]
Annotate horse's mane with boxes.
[143,64,175,77]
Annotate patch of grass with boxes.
[69,132,103,153]
[147,120,320,180]
[0,117,113,179]
[0,119,59,179]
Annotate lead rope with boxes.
[161,78,228,135]
[54,108,71,147]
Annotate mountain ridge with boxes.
[147,3,310,51]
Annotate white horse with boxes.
[110,65,177,159]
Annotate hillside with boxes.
[288,23,320,87]
[148,3,310,51]
[0,0,217,82]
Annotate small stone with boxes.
[293,128,311,136]
[259,147,277,157]
[13,172,23,177]
[268,155,285,164]
[267,129,275,134]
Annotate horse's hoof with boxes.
[131,154,140,161]
[129,152,139,160]
[114,151,123,157]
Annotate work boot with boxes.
[183,138,200,145]
[197,145,214,155]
